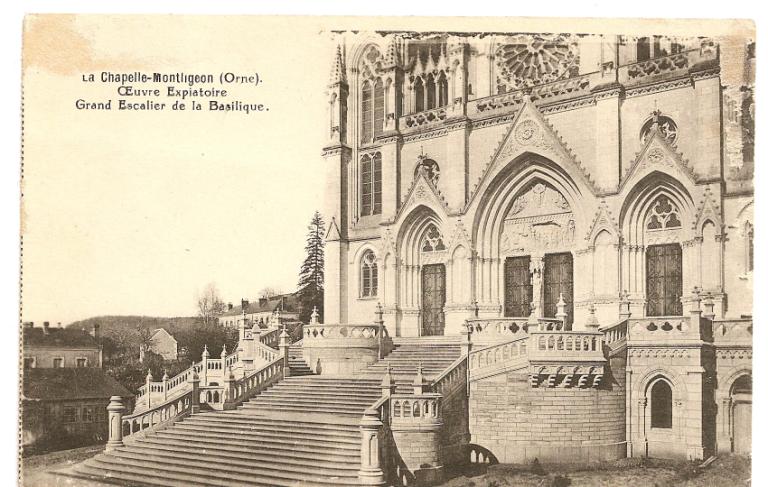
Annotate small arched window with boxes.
[438,72,449,107]
[650,379,673,429]
[426,74,436,110]
[414,77,425,113]
[361,251,378,297]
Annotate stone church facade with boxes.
[321,32,754,462]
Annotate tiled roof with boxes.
[23,327,99,349]
[23,368,133,401]
[220,293,298,317]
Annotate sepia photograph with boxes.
[16,13,755,487]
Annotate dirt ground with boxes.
[439,455,751,487]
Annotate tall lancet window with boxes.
[361,250,378,297]
[360,153,382,216]
[359,46,385,144]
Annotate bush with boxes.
[531,458,546,476]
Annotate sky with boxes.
[21,16,333,323]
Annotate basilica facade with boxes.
[322,33,753,336]
[320,32,754,461]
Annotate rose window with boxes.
[641,115,678,145]
[495,34,579,93]
[415,157,440,185]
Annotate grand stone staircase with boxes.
[60,337,463,487]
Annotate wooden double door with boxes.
[421,264,446,336]
[504,253,573,326]
[646,244,683,316]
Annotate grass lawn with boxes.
[439,455,751,487]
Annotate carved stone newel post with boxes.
[189,368,200,414]
[106,396,125,452]
[358,407,385,485]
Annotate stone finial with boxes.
[555,293,567,322]
[202,344,210,358]
[310,306,319,325]
[413,362,428,395]
[190,367,199,382]
[383,34,400,67]
[585,303,600,329]
[162,370,169,381]
[146,369,153,381]
[381,364,393,389]
[703,293,716,320]
[329,44,347,86]
[221,344,227,359]
[274,308,282,326]
[375,302,384,325]
[619,290,632,319]
[527,302,539,326]
[690,286,702,312]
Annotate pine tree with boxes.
[297,211,325,323]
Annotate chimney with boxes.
[57,322,62,328]
[43,321,50,335]
[227,302,233,311]
[259,297,268,307]
[241,299,250,310]
[22,322,33,329]
[91,323,100,340]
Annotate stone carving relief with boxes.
[501,183,575,254]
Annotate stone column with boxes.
[358,408,386,485]
[162,370,169,402]
[381,365,396,398]
[279,325,291,377]
[189,369,200,414]
[201,345,209,386]
[106,396,125,452]
[145,370,153,409]
[703,293,716,321]
[530,256,545,319]
[223,366,236,407]
[585,303,600,329]
[375,302,385,360]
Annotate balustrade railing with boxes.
[712,318,752,344]
[258,327,281,349]
[399,106,448,130]
[619,46,718,84]
[469,336,528,374]
[600,319,629,347]
[626,316,697,342]
[528,330,604,361]
[431,356,467,399]
[465,318,528,344]
[390,393,441,423]
[121,389,194,441]
[304,322,389,340]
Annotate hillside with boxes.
[67,315,199,337]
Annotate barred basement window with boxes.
[360,153,382,216]
[361,251,378,297]
[650,380,673,429]
[82,406,94,423]
[63,407,78,424]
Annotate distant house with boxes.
[140,328,178,362]
[21,322,133,452]
[218,293,299,328]
[23,321,102,369]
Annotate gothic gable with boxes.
[585,200,621,244]
[693,186,723,235]
[620,127,699,193]
[466,98,599,211]
[390,166,451,227]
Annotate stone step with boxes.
[188,412,360,428]
[171,418,361,442]
[155,427,361,451]
[117,443,360,476]
[240,401,369,416]
[76,451,360,487]
[140,428,361,456]
[257,391,380,403]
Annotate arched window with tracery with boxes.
[361,250,378,297]
[650,379,673,429]
[646,195,681,231]
[426,74,436,110]
[438,72,448,107]
[359,46,385,144]
[421,224,445,252]
[360,153,382,216]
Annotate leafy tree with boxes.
[196,282,227,326]
[297,211,325,323]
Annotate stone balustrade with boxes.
[469,337,528,378]
[625,316,705,344]
[305,323,389,341]
[257,327,281,349]
[431,356,468,399]
[528,330,604,361]
[601,318,629,347]
[399,106,448,130]
[712,318,752,345]
[619,46,718,84]
[390,393,442,425]
[465,317,529,345]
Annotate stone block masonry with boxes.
[469,365,626,464]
